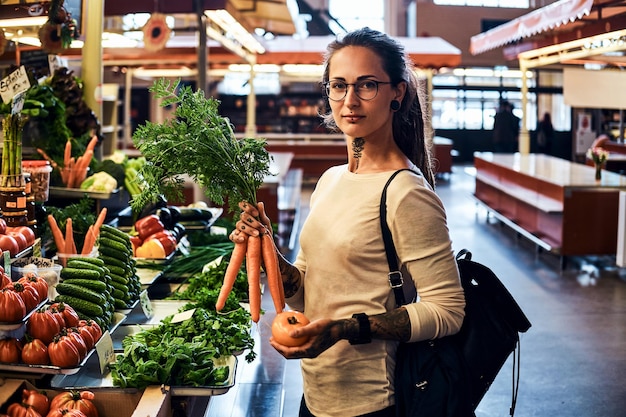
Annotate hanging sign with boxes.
[0,65,30,104]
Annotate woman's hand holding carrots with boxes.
[218,201,284,322]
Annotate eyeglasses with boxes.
[324,79,392,101]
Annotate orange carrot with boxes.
[86,136,98,153]
[65,218,77,255]
[63,140,71,168]
[93,207,108,240]
[47,215,65,255]
[262,232,283,314]
[216,239,248,311]
[81,225,97,255]
[246,235,262,323]
[73,149,93,188]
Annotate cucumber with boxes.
[99,255,128,270]
[69,256,105,268]
[105,264,128,277]
[60,267,101,281]
[60,278,107,292]
[101,224,132,243]
[99,237,131,254]
[98,245,131,262]
[66,260,106,278]
[55,295,104,317]
[100,229,131,247]
[113,298,128,309]
[56,282,107,304]
[109,272,129,285]
[111,288,127,301]
[109,279,129,293]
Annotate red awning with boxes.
[470,0,593,55]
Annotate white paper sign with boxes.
[0,66,30,104]
[95,330,115,374]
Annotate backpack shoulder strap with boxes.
[380,168,418,307]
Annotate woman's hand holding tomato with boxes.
[270,313,343,359]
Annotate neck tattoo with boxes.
[352,137,365,172]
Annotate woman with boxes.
[232,27,465,417]
[536,112,554,154]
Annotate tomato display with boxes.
[271,311,311,347]
[6,402,41,417]
[0,234,19,257]
[5,282,40,311]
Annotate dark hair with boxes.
[320,27,435,188]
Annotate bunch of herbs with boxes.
[131,79,272,214]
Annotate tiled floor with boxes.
[205,165,626,417]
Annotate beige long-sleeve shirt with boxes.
[287,166,465,417]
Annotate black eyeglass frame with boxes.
[323,80,393,101]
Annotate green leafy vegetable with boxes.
[131,78,272,214]
[109,306,255,389]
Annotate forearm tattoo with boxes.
[370,308,412,342]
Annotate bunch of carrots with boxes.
[37,136,98,189]
[216,229,285,323]
[48,207,108,266]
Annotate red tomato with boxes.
[48,335,82,368]
[21,389,50,416]
[6,402,40,417]
[18,273,48,303]
[49,391,97,417]
[5,282,40,311]
[50,302,80,328]
[0,234,19,257]
[27,307,62,344]
[9,226,36,246]
[0,288,26,322]
[8,231,28,252]
[77,320,102,343]
[271,311,311,347]
[0,217,6,234]
[21,338,50,365]
[73,324,95,350]
[0,338,22,363]
[65,329,88,359]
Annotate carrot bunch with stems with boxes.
[48,207,107,265]
[130,79,275,323]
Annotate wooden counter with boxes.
[473,152,626,258]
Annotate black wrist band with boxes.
[349,313,372,345]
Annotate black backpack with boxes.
[381,169,532,416]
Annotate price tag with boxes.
[32,238,42,258]
[139,289,154,319]
[48,55,68,76]
[95,330,115,374]
[171,308,195,323]
[0,66,30,104]
[3,251,10,280]
[11,92,25,115]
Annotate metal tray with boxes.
[49,186,121,200]
[134,268,163,286]
[0,312,125,375]
[50,352,237,396]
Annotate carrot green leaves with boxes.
[131,78,272,214]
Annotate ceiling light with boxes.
[205,9,265,55]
